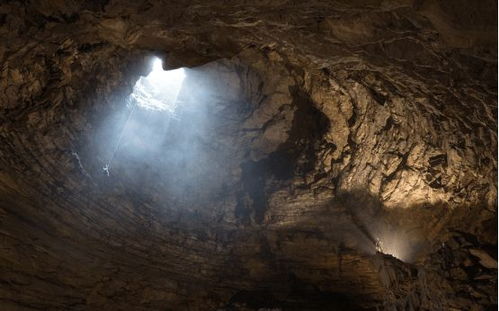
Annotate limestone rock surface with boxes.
[0,1,496,310]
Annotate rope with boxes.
[103,101,136,176]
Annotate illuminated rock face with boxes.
[0,1,496,310]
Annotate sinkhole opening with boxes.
[131,57,186,112]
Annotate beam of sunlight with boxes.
[95,59,245,209]
[131,57,186,112]
[101,57,187,176]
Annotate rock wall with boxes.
[0,0,496,310]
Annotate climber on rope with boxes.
[101,99,138,178]
[103,164,110,176]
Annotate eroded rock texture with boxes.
[0,1,497,310]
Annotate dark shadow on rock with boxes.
[236,85,330,225]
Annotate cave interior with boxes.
[0,1,497,310]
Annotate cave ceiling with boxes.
[0,1,497,310]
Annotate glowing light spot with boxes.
[374,233,413,262]
[131,57,186,112]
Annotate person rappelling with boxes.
[103,163,110,176]
[102,98,137,177]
